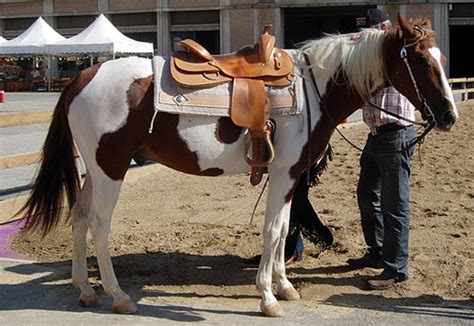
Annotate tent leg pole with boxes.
[47,55,52,92]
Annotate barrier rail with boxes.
[448,77,474,101]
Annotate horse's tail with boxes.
[18,82,81,236]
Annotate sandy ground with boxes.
[12,102,473,313]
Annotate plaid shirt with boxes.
[361,87,415,133]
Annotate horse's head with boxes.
[384,14,458,131]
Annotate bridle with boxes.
[300,27,438,181]
[398,25,437,127]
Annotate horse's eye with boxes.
[416,56,427,66]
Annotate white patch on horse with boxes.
[68,57,152,176]
[176,116,249,175]
[428,47,458,118]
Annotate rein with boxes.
[367,100,426,127]
[301,50,435,160]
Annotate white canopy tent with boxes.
[0,36,6,44]
[0,17,65,55]
[47,14,154,56]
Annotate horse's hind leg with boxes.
[85,170,137,314]
[71,176,101,306]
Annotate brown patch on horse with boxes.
[215,117,243,144]
[286,71,365,201]
[96,76,224,180]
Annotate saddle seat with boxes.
[170,26,295,185]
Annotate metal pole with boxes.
[47,55,52,92]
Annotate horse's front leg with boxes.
[272,222,301,302]
[256,168,299,317]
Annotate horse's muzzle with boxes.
[434,98,457,132]
[442,111,456,130]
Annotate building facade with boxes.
[0,0,473,77]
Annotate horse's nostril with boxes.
[443,111,456,125]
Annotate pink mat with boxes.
[0,218,26,259]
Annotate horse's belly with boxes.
[145,115,250,176]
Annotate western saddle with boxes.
[171,26,294,185]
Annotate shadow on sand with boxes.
[1,250,472,321]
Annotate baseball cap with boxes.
[367,8,390,26]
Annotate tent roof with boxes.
[0,17,65,55]
[48,14,154,55]
[0,36,6,44]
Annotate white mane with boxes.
[299,29,386,101]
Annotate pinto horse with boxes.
[19,14,457,317]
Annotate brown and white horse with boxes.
[20,15,457,317]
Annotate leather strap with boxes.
[231,78,267,130]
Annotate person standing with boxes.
[346,9,417,290]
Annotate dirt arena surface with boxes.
[13,102,473,313]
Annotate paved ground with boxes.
[0,257,472,325]
[0,92,60,114]
[0,92,59,196]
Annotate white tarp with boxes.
[0,17,65,55]
[48,14,153,56]
[0,36,6,43]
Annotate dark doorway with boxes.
[449,25,474,78]
[171,30,220,54]
[284,6,374,48]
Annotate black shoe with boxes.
[367,271,408,290]
[346,254,383,269]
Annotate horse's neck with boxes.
[314,71,369,127]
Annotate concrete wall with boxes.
[52,0,98,13]
[108,0,156,11]
[2,2,43,16]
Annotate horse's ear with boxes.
[397,12,413,36]
[423,16,433,29]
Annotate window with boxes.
[171,31,220,54]
[4,18,36,31]
[169,10,220,54]
[170,11,219,25]
[111,13,157,27]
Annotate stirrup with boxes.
[244,121,275,168]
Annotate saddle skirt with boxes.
[153,51,304,118]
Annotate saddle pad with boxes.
[153,53,304,117]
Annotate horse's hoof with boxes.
[277,286,301,301]
[261,301,284,317]
[113,299,138,314]
[79,294,102,307]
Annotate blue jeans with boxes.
[357,125,416,278]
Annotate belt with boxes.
[371,123,409,136]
